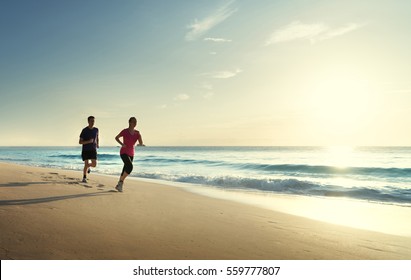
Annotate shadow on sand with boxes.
[0,191,116,206]
[0,179,118,205]
[0,181,57,187]
[0,180,105,189]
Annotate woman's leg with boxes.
[120,154,134,181]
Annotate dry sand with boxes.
[1,162,411,260]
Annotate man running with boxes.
[79,116,99,183]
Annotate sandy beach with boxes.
[1,162,411,260]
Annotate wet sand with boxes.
[1,162,411,260]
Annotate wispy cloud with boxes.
[204,37,232,43]
[200,83,214,99]
[320,23,362,39]
[266,21,327,45]
[205,68,242,79]
[185,0,237,41]
[201,82,214,91]
[174,94,190,101]
[158,94,190,109]
[265,21,365,45]
[203,92,215,99]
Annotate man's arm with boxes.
[96,131,100,149]
[79,138,93,145]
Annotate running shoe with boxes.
[82,178,87,183]
[115,181,123,192]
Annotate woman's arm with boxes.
[137,133,145,146]
[115,133,125,147]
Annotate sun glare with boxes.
[306,75,374,142]
[325,145,354,168]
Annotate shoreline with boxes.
[1,162,411,259]
[4,160,411,237]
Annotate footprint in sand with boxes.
[67,181,79,185]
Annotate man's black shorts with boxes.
[82,150,97,161]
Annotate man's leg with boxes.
[90,159,97,168]
[83,159,91,183]
[83,160,91,178]
[88,150,97,173]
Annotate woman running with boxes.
[114,117,144,192]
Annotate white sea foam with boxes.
[1,146,411,205]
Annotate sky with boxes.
[1,0,411,146]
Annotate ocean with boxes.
[1,146,411,207]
